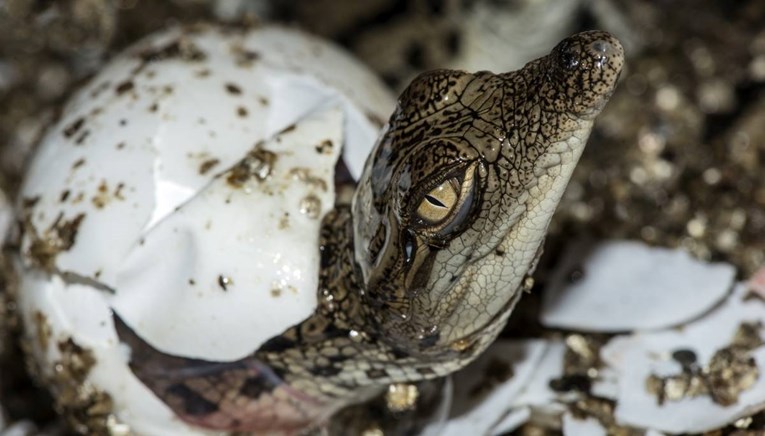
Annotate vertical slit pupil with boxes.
[425,194,447,208]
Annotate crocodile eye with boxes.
[416,179,458,224]
[412,162,479,233]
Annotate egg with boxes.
[14,23,394,434]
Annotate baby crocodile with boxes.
[115,30,624,434]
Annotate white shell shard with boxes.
[490,407,531,436]
[112,107,343,360]
[602,284,765,434]
[16,270,203,436]
[511,341,566,410]
[15,23,395,434]
[435,340,548,436]
[541,240,736,331]
[562,412,606,436]
[18,24,393,288]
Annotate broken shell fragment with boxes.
[433,340,548,436]
[542,240,736,331]
[602,284,765,433]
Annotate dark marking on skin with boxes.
[198,158,220,175]
[259,335,297,353]
[258,97,269,106]
[326,353,350,364]
[225,83,242,95]
[495,248,505,256]
[365,368,389,379]
[390,347,410,360]
[63,117,85,138]
[188,278,196,285]
[149,103,159,112]
[116,142,125,149]
[239,377,273,399]
[167,384,219,416]
[115,80,134,95]
[417,367,436,376]
[312,365,342,377]
[237,106,248,117]
[72,158,86,170]
[119,119,128,126]
[60,190,70,202]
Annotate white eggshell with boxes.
[435,340,548,436]
[562,413,606,436]
[601,283,765,433]
[511,341,567,410]
[490,407,531,436]
[110,107,343,360]
[541,240,736,331]
[16,24,394,434]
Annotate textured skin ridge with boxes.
[115,30,624,434]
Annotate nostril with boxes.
[589,39,620,63]
[558,45,580,71]
[591,40,610,54]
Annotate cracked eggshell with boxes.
[511,340,569,413]
[562,413,606,436]
[15,24,394,434]
[601,284,765,433]
[541,240,736,332]
[433,340,548,436]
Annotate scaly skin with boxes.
[114,30,624,434]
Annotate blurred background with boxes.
[1,0,764,434]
